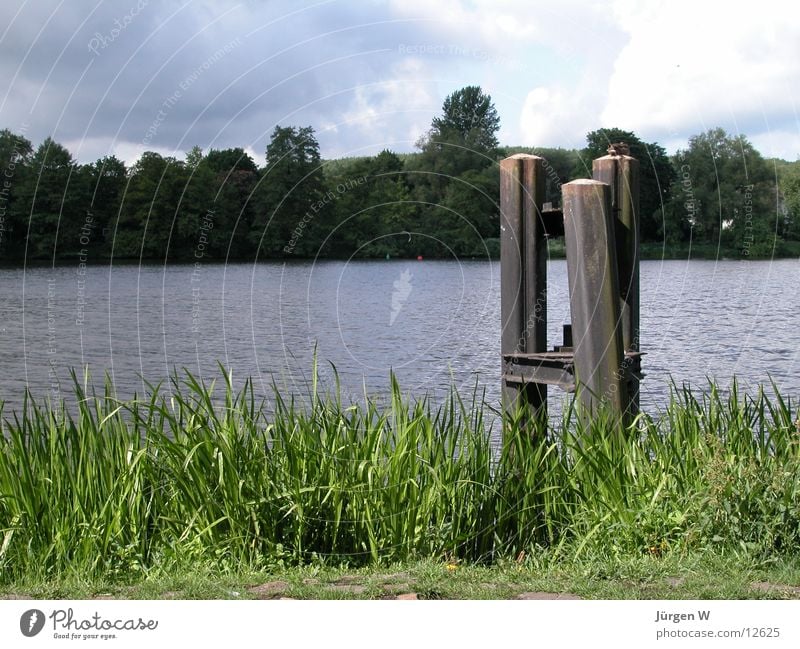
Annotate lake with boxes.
[1,259,798,416]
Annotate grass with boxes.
[1,368,799,598]
[5,554,800,600]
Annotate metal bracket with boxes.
[502,350,643,394]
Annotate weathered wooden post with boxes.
[562,179,626,416]
[501,147,642,431]
[592,148,641,415]
[500,154,547,427]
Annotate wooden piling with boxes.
[500,154,547,425]
[562,179,625,416]
[593,153,640,414]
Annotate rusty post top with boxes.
[593,142,637,162]
[606,142,630,156]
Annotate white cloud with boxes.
[339,59,437,154]
[387,0,619,60]
[6,0,798,162]
[243,145,260,166]
[114,141,183,166]
[750,129,800,162]
[63,136,178,166]
[519,87,584,148]
[387,0,541,47]
[601,0,800,155]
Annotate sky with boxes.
[1,0,798,165]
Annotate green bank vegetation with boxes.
[1,369,799,597]
[2,87,798,263]
[8,555,800,600]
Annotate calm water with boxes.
[1,259,798,415]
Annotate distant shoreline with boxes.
[2,239,799,267]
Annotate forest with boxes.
[1,86,798,262]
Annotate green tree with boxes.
[174,147,215,258]
[412,86,501,256]
[205,147,259,176]
[368,149,417,255]
[324,156,375,256]
[0,128,32,164]
[0,129,34,258]
[326,150,418,257]
[413,86,500,196]
[431,85,500,152]
[252,126,328,257]
[777,161,800,242]
[16,137,86,259]
[575,128,676,242]
[204,148,259,258]
[436,166,500,257]
[667,128,775,255]
[115,152,187,259]
[84,156,127,256]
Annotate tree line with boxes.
[1,85,797,263]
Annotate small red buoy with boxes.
[416,255,423,261]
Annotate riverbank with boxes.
[640,240,800,260]
[544,239,800,260]
[1,371,799,597]
[4,238,800,266]
[4,553,800,600]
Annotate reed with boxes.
[0,370,797,581]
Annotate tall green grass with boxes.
[0,371,798,582]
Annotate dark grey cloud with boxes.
[0,0,464,163]
[3,1,798,163]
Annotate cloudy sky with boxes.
[1,0,798,165]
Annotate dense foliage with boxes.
[1,89,798,262]
[0,371,798,580]
[573,127,676,242]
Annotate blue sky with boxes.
[1,0,797,164]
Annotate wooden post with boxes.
[500,154,547,427]
[593,153,640,414]
[562,179,625,416]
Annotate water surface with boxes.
[1,259,798,415]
